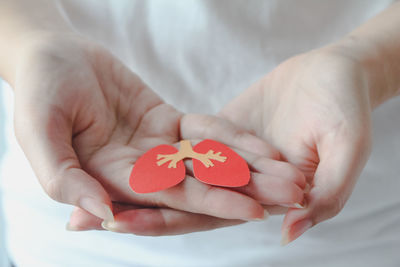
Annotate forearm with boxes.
[0,0,74,84]
[326,2,400,108]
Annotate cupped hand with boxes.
[220,47,373,244]
[12,33,305,234]
[67,113,306,235]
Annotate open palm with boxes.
[13,34,305,235]
[220,49,372,244]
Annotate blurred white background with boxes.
[0,79,9,267]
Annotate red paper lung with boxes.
[129,145,186,193]
[192,139,250,187]
[129,140,250,193]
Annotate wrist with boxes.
[0,30,79,87]
[322,36,399,109]
[0,0,76,85]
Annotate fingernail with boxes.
[294,198,308,209]
[251,210,270,221]
[66,222,80,231]
[281,202,306,209]
[101,220,119,232]
[304,183,311,193]
[294,203,305,209]
[79,197,114,222]
[280,228,290,246]
[264,209,270,220]
[281,219,313,246]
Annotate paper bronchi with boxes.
[129,139,250,193]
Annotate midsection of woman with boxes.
[1,1,399,266]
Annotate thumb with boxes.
[281,133,371,245]
[14,103,114,222]
[181,113,280,160]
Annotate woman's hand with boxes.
[66,113,306,235]
[220,45,379,244]
[220,1,400,244]
[11,33,305,234]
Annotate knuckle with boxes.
[198,186,219,212]
[287,185,303,203]
[152,222,168,237]
[132,226,164,237]
[269,149,281,160]
[155,211,169,236]
[251,156,275,171]
[248,156,266,170]
[44,178,64,202]
[283,163,304,182]
[289,167,306,187]
[131,211,168,237]
[251,143,280,160]
[319,195,345,218]
[275,180,303,204]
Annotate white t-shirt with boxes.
[1,1,399,266]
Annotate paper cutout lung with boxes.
[129,145,186,194]
[192,139,250,187]
[129,139,250,193]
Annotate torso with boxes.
[1,1,399,266]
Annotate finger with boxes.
[67,204,246,235]
[241,156,306,207]
[68,206,284,233]
[67,203,141,231]
[180,114,280,159]
[183,142,306,189]
[182,141,306,206]
[103,208,244,236]
[233,150,307,190]
[236,173,305,207]
[280,134,371,245]
[263,205,289,215]
[154,176,266,221]
[103,156,267,220]
[14,103,113,222]
[183,160,305,207]
[67,207,104,231]
[179,115,306,206]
